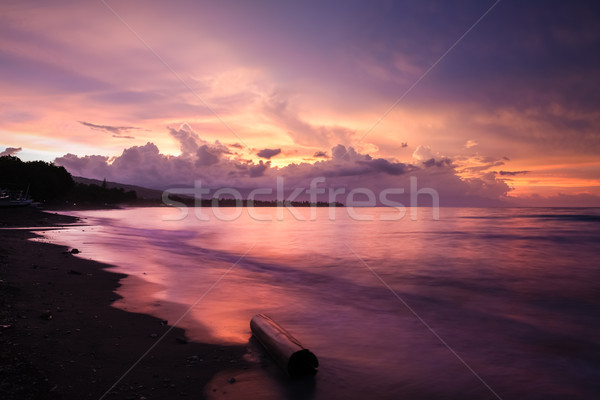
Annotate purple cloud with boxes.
[249,160,269,177]
[256,148,281,159]
[498,170,530,176]
[0,147,22,157]
[54,131,515,206]
[79,121,138,138]
[195,145,220,166]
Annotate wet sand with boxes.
[0,208,251,399]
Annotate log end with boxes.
[288,348,319,378]
[250,314,319,378]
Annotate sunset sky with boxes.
[1,0,599,206]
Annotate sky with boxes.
[1,0,599,206]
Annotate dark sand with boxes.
[0,208,251,399]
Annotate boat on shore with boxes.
[0,187,33,208]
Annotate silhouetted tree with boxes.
[0,156,74,201]
[0,156,136,204]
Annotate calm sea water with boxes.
[38,207,600,399]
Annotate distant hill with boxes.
[73,177,164,200]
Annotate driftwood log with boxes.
[250,314,319,377]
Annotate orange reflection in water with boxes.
[41,207,441,345]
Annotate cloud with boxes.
[249,160,269,177]
[79,121,138,138]
[256,148,281,159]
[195,145,220,166]
[411,145,453,168]
[229,143,244,149]
[331,144,370,162]
[54,130,516,205]
[0,147,22,156]
[509,193,600,207]
[422,158,453,168]
[454,154,506,176]
[313,151,328,158]
[412,145,434,161]
[54,153,112,178]
[168,124,200,156]
[263,92,356,147]
[169,124,231,163]
[498,170,530,176]
[465,140,478,148]
[401,142,408,148]
[357,158,414,176]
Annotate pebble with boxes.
[186,355,202,366]
[40,310,53,320]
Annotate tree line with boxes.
[0,156,137,205]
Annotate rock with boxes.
[40,310,53,320]
[185,355,200,365]
[62,248,80,255]
[228,377,236,384]
[175,337,188,344]
[160,319,168,326]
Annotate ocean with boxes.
[37,207,600,399]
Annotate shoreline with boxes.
[0,208,250,399]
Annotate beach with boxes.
[0,208,250,400]
[3,206,599,400]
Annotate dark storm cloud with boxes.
[195,145,220,166]
[356,158,414,175]
[498,170,530,176]
[256,148,281,159]
[249,160,269,177]
[422,158,453,168]
[79,121,138,138]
